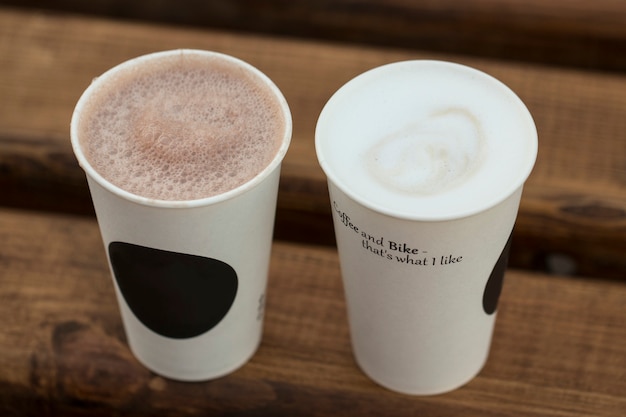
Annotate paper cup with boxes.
[316,60,537,395]
[71,50,292,381]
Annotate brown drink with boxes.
[74,50,287,201]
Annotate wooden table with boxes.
[1,4,625,416]
[1,207,625,416]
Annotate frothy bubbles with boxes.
[78,52,286,201]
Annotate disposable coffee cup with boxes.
[71,50,292,381]
[316,60,537,395]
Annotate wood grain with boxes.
[0,8,625,278]
[0,207,625,416]
[3,0,626,71]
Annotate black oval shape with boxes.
[108,242,238,339]
[482,232,513,315]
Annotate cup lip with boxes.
[70,49,292,209]
[315,59,538,221]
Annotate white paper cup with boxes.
[71,50,292,381]
[316,60,537,395]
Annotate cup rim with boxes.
[70,49,292,209]
[315,59,538,221]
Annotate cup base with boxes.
[354,350,489,396]
[128,336,262,382]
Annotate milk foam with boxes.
[366,108,485,194]
[316,61,537,219]
[77,51,286,201]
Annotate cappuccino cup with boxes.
[316,60,537,395]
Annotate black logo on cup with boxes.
[108,242,238,339]
[482,232,513,315]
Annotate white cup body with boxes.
[329,181,521,395]
[316,60,537,395]
[85,168,280,380]
[71,50,291,381]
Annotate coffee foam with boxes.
[77,52,286,201]
[316,61,537,220]
[366,107,485,195]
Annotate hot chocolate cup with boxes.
[71,49,292,381]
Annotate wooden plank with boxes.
[3,0,626,71]
[0,8,625,278]
[0,207,625,416]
